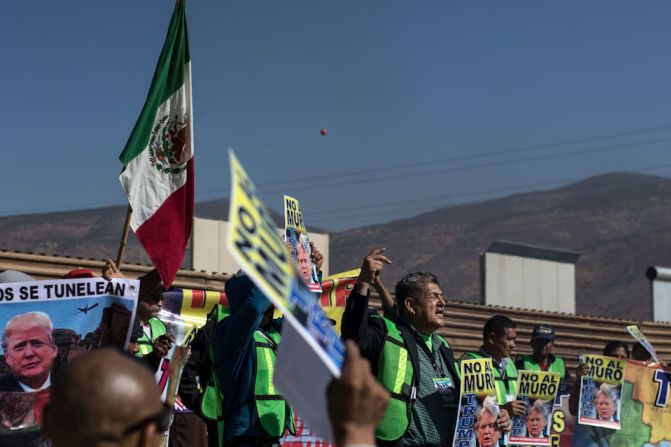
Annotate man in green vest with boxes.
[460,315,526,420]
[342,248,511,447]
[135,268,174,369]
[515,324,570,379]
[212,272,294,447]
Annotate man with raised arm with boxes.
[342,248,510,447]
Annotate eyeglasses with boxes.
[121,403,172,437]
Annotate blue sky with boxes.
[2,1,670,231]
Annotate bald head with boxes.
[43,349,164,447]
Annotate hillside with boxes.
[2,172,671,320]
[329,172,671,320]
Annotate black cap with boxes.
[531,324,555,341]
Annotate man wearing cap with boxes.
[515,324,569,379]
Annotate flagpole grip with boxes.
[116,205,133,268]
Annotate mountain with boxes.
[0,198,284,268]
[3,172,671,320]
[329,172,671,320]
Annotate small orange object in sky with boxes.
[320,128,328,136]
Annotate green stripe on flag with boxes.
[119,0,191,167]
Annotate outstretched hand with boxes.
[327,341,390,447]
[356,248,391,295]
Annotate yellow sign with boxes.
[461,357,496,396]
[227,150,294,308]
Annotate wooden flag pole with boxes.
[116,205,133,268]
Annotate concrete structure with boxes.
[646,266,671,323]
[191,217,330,275]
[482,241,580,313]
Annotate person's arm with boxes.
[310,241,324,277]
[569,363,589,416]
[372,275,397,321]
[341,249,391,361]
[327,341,390,447]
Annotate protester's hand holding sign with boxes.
[497,408,512,433]
[503,399,527,417]
[355,248,392,296]
[327,341,390,447]
[150,334,175,361]
[102,259,124,280]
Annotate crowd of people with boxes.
[0,246,657,447]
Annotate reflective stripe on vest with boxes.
[461,352,518,404]
[519,354,567,379]
[136,317,167,357]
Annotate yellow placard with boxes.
[284,195,306,232]
[583,354,626,385]
[227,151,294,308]
[516,370,560,399]
[460,358,496,396]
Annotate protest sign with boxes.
[578,355,625,430]
[549,380,574,447]
[284,195,322,293]
[226,150,345,440]
[453,358,500,447]
[509,370,560,445]
[626,325,661,364]
[156,288,228,409]
[0,277,137,442]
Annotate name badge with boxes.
[433,377,454,393]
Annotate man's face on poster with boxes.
[526,408,546,437]
[596,392,615,420]
[476,409,500,447]
[4,325,57,388]
[297,244,311,283]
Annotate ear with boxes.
[402,297,415,315]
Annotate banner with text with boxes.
[578,355,625,430]
[453,358,500,447]
[510,370,560,445]
[284,195,321,293]
[0,278,137,443]
[227,150,344,440]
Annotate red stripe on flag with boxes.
[135,159,194,288]
[191,289,205,308]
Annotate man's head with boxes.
[483,315,517,362]
[394,272,444,335]
[137,270,165,322]
[297,236,312,283]
[43,349,167,447]
[475,396,501,447]
[530,324,555,358]
[631,342,651,362]
[526,403,547,437]
[603,341,629,359]
[2,311,57,389]
[594,384,617,421]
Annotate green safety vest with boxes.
[517,354,567,379]
[136,317,167,357]
[460,351,518,405]
[204,309,295,446]
[374,316,452,442]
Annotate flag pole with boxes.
[116,205,133,268]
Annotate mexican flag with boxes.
[119,0,193,288]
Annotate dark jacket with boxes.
[212,274,283,443]
[0,373,23,392]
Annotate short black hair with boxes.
[394,272,439,313]
[603,341,629,358]
[483,315,516,340]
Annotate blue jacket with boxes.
[212,274,283,442]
